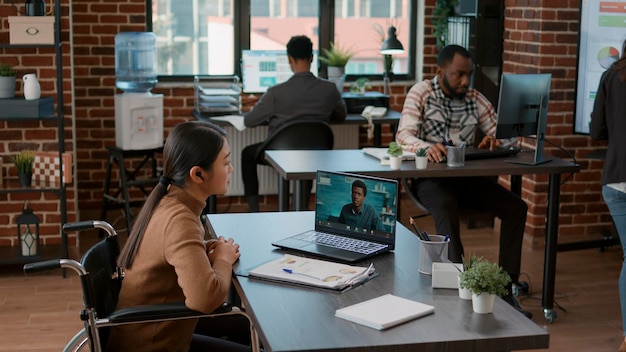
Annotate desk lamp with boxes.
[380,26,404,95]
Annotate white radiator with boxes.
[223,125,359,196]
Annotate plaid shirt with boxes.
[396,76,498,153]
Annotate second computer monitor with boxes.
[495,73,552,165]
[241,50,319,94]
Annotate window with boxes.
[149,0,416,81]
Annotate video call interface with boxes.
[314,172,397,239]
[241,50,319,93]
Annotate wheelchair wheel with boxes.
[63,329,91,352]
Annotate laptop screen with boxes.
[314,171,397,249]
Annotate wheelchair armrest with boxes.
[108,302,232,324]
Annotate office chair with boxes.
[24,220,260,352]
[254,119,334,210]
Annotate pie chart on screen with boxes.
[598,46,620,69]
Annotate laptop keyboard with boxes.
[295,231,387,255]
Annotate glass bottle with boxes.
[25,0,46,16]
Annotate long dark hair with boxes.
[613,38,626,81]
[117,121,228,269]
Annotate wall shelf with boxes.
[0,0,67,268]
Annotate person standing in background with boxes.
[590,39,626,352]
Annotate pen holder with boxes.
[446,145,465,167]
[418,235,449,275]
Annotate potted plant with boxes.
[387,141,403,170]
[11,150,35,187]
[319,42,355,91]
[350,77,371,94]
[0,62,16,99]
[457,254,483,300]
[415,147,428,169]
[431,0,459,49]
[458,259,510,314]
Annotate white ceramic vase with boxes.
[23,73,41,100]
[389,156,402,170]
[471,292,496,314]
[415,156,428,169]
[327,66,345,92]
[458,276,472,300]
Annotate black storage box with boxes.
[341,92,389,114]
[0,97,54,118]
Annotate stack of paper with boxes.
[362,147,415,165]
[248,254,375,290]
[335,294,435,330]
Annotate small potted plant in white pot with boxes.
[320,42,354,92]
[11,150,35,187]
[457,254,483,300]
[387,141,403,170]
[415,147,428,169]
[458,259,510,314]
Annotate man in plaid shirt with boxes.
[396,45,531,318]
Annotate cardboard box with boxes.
[0,97,54,118]
[431,262,463,289]
[9,16,54,45]
[33,151,72,185]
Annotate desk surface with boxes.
[207,211,549,352]
[192,108,400,126]
[264,149,580,180]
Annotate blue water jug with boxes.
[115,32,158,92]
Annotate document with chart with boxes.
[247,254,375,291]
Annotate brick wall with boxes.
[0,0,610,250]
[502,0,611,247]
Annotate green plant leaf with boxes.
[319,42,355,67]
[11,151,35,174]
[387,141,404,157]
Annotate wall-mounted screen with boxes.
[574,0,626,134]
[241,50,319,94]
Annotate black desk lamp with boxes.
[380,26,404,95]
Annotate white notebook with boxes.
[335,294,434,330]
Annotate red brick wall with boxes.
[0,0,609,250]
[502,0,610,247]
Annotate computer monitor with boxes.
[241,50,319,94]
[495,73,552,165]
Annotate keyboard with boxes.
[295,231,387,255]
[464,147,519,161]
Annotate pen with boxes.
[441,136,453,146]
[411,222,426,241]
[282,268,326,281]
[422,230,431,241]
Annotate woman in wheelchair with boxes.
[107,121,250,351]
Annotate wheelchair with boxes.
[24,220,260,352]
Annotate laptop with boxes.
[272,170,398,263]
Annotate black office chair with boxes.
[255,119,334,210]
[24,220,260,352]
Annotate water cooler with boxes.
[114,32,163,150]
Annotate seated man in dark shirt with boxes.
[338,180,383,231]
[242,35,347,212]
